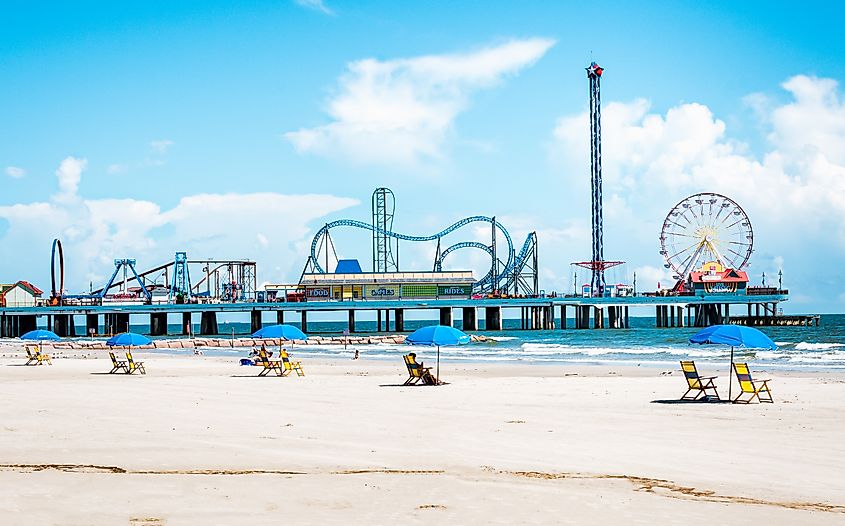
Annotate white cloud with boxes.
[285,38,555,165]
[54,156,87,202]
[5,166,25,178]
[150,140,174,155]
[0,158,358,293]
[551,74,845,310]
[294,0,333,15]
[107,164,128,174]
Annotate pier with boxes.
[0,293,802,338]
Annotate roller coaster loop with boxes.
[310,216,535,293]
[51,238,64,301]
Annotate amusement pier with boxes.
[0,62,817,338]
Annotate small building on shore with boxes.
[0,281,44,307]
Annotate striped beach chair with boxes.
[280,350,304,377]
[108,352,128,373]
[403,353,438,386]
[24,345,52,366]
[733,362,773,403]
[125,351,146,375]
[679,360,720,401]
[256,347,283,377]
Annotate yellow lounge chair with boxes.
[125,351,146,375]
[256,347,283,377]
[679,360,719,401]
[733,362,773,404]
[280,350,304,377]
[108,352,128,373]
[24,345,52,366]
[403,353,438,386]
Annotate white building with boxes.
[0,281,43,307]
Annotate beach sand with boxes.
[0,348,844,524]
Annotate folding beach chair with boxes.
[733,362,773,404]
[24,345,52,366]
[280,350,304,377]
[125,351,146,375]
[108,351,128,373]
[403,354,438,386]
[679,360,720,401]
[256,347,283,377]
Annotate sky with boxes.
[1,1,844,313]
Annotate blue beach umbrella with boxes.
[21,329,61,342]
[107,332,152,348]
[252,323,308,355]
[689,324,776,399]
[406,325,471,384]
[251,324,308,341]
[21,329,60,356]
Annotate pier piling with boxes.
[395,309,404,332]
[485,306,502,331]
[439,307,453,327]
[250,310,262,334]
[200,312,218,335]
[150,313,168,336]
[462,307,477,331]
[86,314,98,336]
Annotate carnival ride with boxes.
[660,193,754,281]
[303,188,540,296]
[48,239,257,305]
[571,61,624,296]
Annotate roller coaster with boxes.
[304,188,539,296]
[48,238,257,305]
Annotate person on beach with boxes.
[249,344,272,358]
[353,349,359,360]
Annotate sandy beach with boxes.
[1,347,844,525]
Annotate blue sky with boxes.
[2,1,844,312]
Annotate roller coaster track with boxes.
[310,217,537,294]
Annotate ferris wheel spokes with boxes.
[659,193,754,281]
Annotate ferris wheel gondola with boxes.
[659,193,753,280]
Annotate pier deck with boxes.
[0,293,803,338]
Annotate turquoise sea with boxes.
[114,314,845,370]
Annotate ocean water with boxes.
[113,314,845,370]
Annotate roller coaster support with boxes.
[99,259,151,302]
[170,252,192,303]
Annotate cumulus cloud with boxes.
[285,38,555,165]
[294,0,333,15]
[150,140,174,155]
[551,74,845,309]
[5,166,25,178]
[107,164,128,175]
[54,156,87,202]
[0,158,358,293]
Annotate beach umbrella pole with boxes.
[729,346,734,401]
[436,345,440,386]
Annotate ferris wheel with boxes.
[659,193,753,280]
